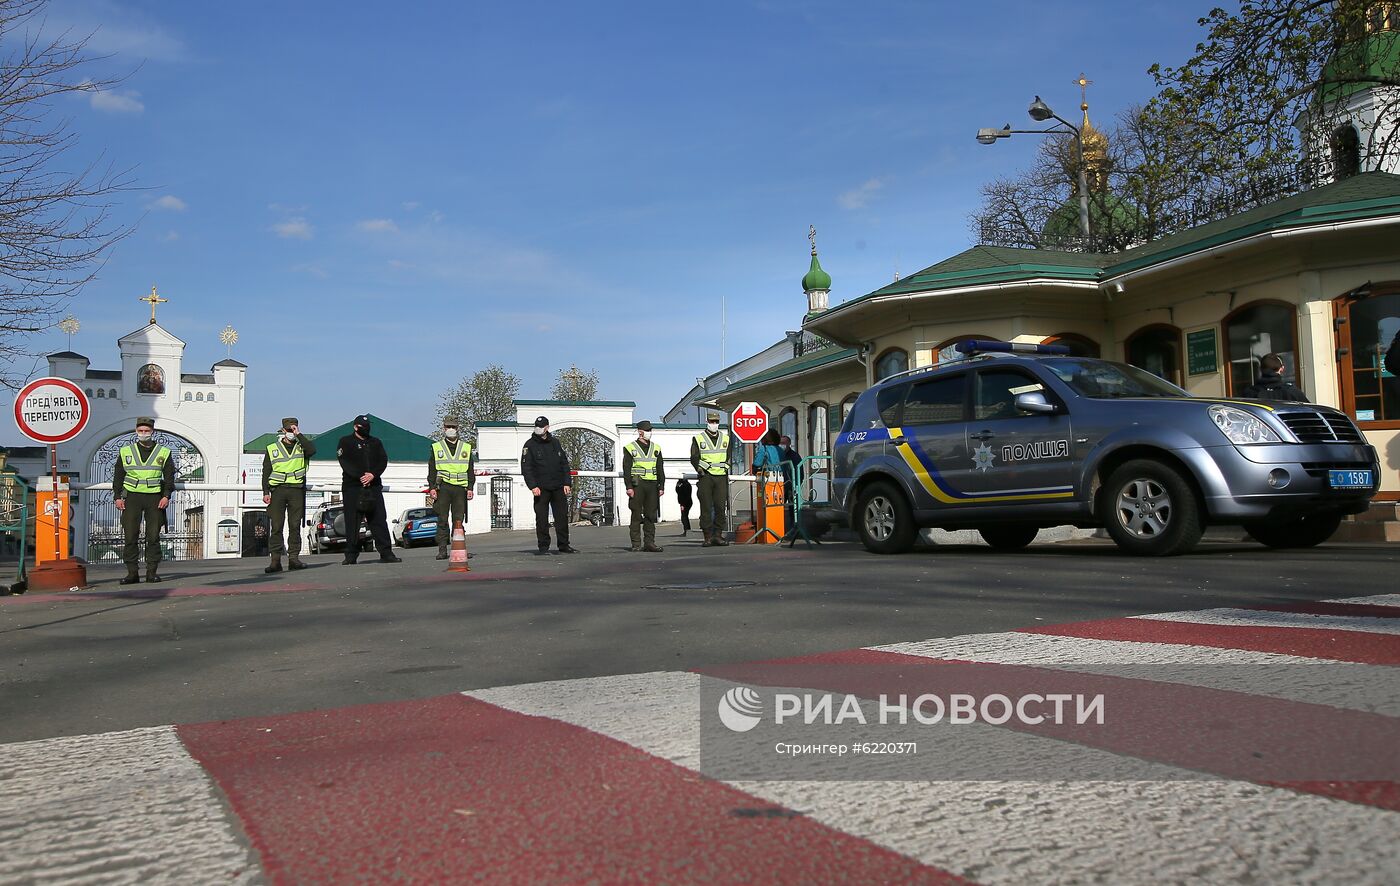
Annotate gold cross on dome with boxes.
[1076,73,1093,111]
[140,285,167,324]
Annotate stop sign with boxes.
[730,401,769,444]
[14,376,90,444]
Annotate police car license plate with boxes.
[1328,469,1372,489]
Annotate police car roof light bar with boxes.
[954,340,1072,357]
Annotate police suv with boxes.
[833,341,1380,556]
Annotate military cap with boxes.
[534,416,550,427]
[705,412,721,422]
[635,419,654,431]
[135,416,155,429]
[443,416,461,428]
[281,417,299,430]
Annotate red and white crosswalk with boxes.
[2,593,1396,884]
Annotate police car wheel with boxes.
[1243,511,1342,548]
[977,525,1039,551]
[1101,459,1203,556]
[855,482,916,554]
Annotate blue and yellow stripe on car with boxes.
[887,427,1076,504]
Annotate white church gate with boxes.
[83,430,208,563]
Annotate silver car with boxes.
[834,342,1380,556]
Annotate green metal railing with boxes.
[1,471,31,591]
[787,454,832,548]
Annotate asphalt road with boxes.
[3,525,1396,744]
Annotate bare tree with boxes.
[0,0,134,388]
[433,364,521,439]
[549,366,610,519]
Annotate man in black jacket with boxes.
[336,414,400,565]
[1241,353,1308,402]
[520,416,578,554]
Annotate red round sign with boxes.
[730,401,770,444]
[13,376,90,444]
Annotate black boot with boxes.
[436,547,450,560]
[264,556,283,574]
[145,565,162,584]
[288,557,307,571]
[119,569,140,586]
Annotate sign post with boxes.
[730,401,769,446]
[13,377,90,590]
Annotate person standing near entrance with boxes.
[674,476,693,537]
[521,416,578,555]
[688,412,732,547]
[428,416,477,560]
[336,414,400,565]
[1241,353,1309,402]
[112,417,174,585]
[624,420,665,552]
[261,417,315,573]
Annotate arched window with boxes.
[84,388,93,397]
[840,393,859,427]
[1125,324,1184,386]
[108,389,117,398]
[94,388,105,398]
[1042,333,1101,358]
[874,348,908,381]
[184,392,193,401]
[1223,301,1299,396]
[933,334,1000,365]
[196,392,204,401]
[778,407,797,444]
[206,392,215,402]
[1331,124,1362,180]
[808,402,829,457]
[1334,282,1400,426]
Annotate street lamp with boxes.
[977,95,1092,242]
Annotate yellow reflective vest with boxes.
[694,430,730,475]
[625,440,660,481]
[120,444,171,494]
[267,439,307,486]
[432,439,474,487]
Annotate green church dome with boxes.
[802,253,831,292]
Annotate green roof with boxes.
[725,346,860,393]
[514,399,636,407]
[1105,171,1400,276]
[245,415,433,462]
[811,172,1400,322]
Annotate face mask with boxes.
[638,431,650,442]
[283,432,297,443]
[534,427,547,437]
[356,424,371,436]
[707,422,719,432]
[445,428,459,440]
[135,432,153,443]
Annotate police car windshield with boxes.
[1041,358,1191,399]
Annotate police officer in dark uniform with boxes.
[112,416,174,584]
[520,415,578,555]
[623,420,665,552]
[336,414,400,565]
[428,415,477,560]
[262,417,315,573]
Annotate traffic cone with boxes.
[448,520,470,572]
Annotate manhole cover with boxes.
[642,581,757,590]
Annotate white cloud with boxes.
[161,230,179,242]
[838,177,885,210]
[401,201,421,211]
[153,195,187,211]
[292,262,329,279]
[89,88,144,114]
[356,218,398,234]
[272,218,314,240]
[428,210,445,223]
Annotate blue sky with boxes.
[2,0,1212,443]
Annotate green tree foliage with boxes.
[433,364,521,439]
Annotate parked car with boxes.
[834,340,1379,556]
[578,495,607,525]
[393,507,439,547]
[308,503,376,554]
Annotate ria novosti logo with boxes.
[717,686,764,732]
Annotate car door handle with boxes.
[891,436,907,446]
[970,430,994,441]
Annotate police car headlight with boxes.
[1208,404,1281,444]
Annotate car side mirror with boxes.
[1015,391,1058,415]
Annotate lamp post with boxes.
[977,94,1092,242]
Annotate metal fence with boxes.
[80,487,210,563]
